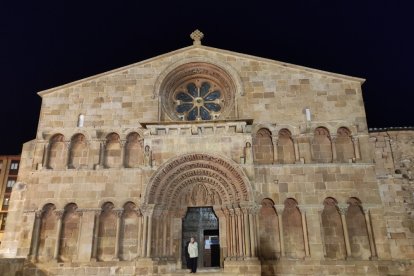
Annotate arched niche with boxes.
[68,134,88,169]
[104,133,122,168]
[47,134,66,169]
[38,203,57,262]
[258,198,280,260]
[312,127,332,163]
[282,198,305,259]
[59,203,80,262]
[277,128,295,164]
[124,132,143,168]
[321,197,346,259]
[253,128,274,165]
[336,127,354,162]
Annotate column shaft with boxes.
[137,215,142,257]
[352,137,361,160]
[113,212,122,260]
[331,137,337,162]
[248,213,256,257]
[364,210,378,259]
[29,212,41,262]
[272,137,279,164]
[243,211,251,257]
[141,216,148,257]
[146,216,152,257]
[225,212,233,257]
[340,210,352,258]
[91,212,100,260]
[277,209,285,257]
[294,138,300,162]
[301,210,310,257]
[163,218,168,256]
[53,213,63,261]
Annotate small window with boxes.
[1,214,7,230]
[3,197,10,206]
[7,179,15,188]
[10,162,19,170]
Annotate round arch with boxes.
[143,153,254,209]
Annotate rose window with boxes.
[174,81,223,121]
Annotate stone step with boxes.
[165,267,229,276]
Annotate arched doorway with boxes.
[182,207,219,269]
[141,153,257,270]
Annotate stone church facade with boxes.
[0,31,413,275]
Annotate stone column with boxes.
[28,211,42,262]
[120,140,125,168]
[146,216,153,257]
[91,210,101,261]
[248,210,257,257]
[254,208,260,257]
[75,211,84,260]
[53,210,64,262]
[113,210,123,261]
[309,135,315,162]
[330,135,337,162]
[162,216,168,256]
[65,141,72,169]
[145,206,155,258]
[300,208,310,258]
[363,208,378,260]
[352,136,361,160]
[99,141,106,168]
[293,137,300,162]
[339,207,352,258]
[141,215,148,257]
[276,207,285,258]
[272,136,279,164]
[136,210,142,258]
[223,208,232,258]
[235,208,244,258]
[230,208,237,257]
[42,143,49,169]
[242,208,251,257]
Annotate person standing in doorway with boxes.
[188,237,198,273]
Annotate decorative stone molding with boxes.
[144,153,253,209]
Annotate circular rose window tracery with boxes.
[161,62,235,121]
[174,79,223,121]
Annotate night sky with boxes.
[1,1,412,155]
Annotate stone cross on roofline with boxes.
[190,29,204,45]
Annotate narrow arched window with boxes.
[312,127,332,163]
[282,198,305,259]
[253,128,274,164]
[321,197,346,259]
[68,134,88,169]
[124,133,143,168]
[47,134,66,169]
[258,198,280,260]
[59,203,80,262]
[277,129,295,164]
[336,127,354,162]
[104,133,121,168]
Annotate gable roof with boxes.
[38,44,365,97]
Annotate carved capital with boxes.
[54,210,64,219]
[35,210,43,219]
[338,206,348,215]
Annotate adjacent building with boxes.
[0,156,20,244]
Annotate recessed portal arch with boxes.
[141,153,258,267]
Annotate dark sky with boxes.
[1,1,412,154]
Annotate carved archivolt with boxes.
[144,153,253,208]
